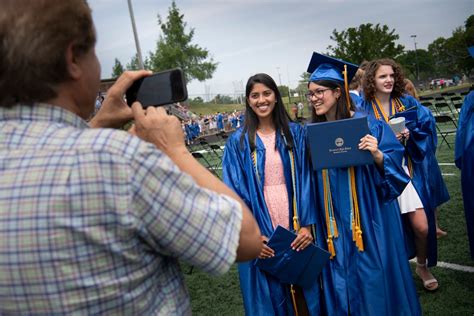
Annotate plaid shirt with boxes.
[0,104,242,315]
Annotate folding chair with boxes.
[191,151,220,178]
[209,144,224,174]
[421,101,439,115]
[435,96,446,103]
[450,96,463,113]
[434,102,456,116]
[434,115,457,149]
[199,140,221,161]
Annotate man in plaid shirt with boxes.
[0,1,261,314]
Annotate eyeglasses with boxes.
[305,88,333,100]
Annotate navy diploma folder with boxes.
[255,225,330,288]
[306,116,373,170]
[389,107,418,123]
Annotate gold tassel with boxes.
[327,236,336,259]
[352,219,356,242]
[355,227,364,252]
[343,64,351,112]
[350,167,364,252]
[293,215,299,232]
[332,218,339,238]
[290,285,299,316]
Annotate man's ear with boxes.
[65,43,82,80]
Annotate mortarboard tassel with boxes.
[327,236,336,259]
[343,64,352,112]
[290,285,299,316]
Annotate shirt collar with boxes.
[0,103,90,129]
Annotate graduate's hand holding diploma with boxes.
[291,226,314,252]
[259,236,275,259]
[359,134,384,169]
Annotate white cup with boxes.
[389,117,406,134]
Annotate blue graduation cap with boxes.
[468,46,474,58]
[255,225,330,289]
[307,52,359,84]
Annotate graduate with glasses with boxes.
[305,53,421,315]
[360,59,440,291]
[222,73,323,315]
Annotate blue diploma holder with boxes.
[389,107,418,124]
[255,225,330,289]
[306,116,373,170]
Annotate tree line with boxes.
[112,2,473,98]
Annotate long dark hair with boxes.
[240,73,294,151]
[309,80,354,123]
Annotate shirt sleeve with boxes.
[129,142,242,276]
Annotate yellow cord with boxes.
[349,167,364,252]
[290,285,299,316]
[343,65,351,112]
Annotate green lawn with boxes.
[184,133,474,316]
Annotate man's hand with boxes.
[89,70,152,128]
[131,103,186,157]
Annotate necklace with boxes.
[257,127,275,135]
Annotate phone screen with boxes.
[126,68,188,107]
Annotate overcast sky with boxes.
[89,0,473,98]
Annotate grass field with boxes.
[184,132,474,315]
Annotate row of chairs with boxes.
[420,96,464,117]
[188,131,228,179]
[419,93,465,149]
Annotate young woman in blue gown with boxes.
[222,73,323,316]
[305,53,421,315]
[360,59,440,291]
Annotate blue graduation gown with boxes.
[222,123,323,316]
[423,109,450,208]
[360,95,438,267]
[455,91,474,259]
[217,114,224,130]
[309,112,421,316]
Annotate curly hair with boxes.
[362,58,406,102]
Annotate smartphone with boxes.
[126,68,188,107]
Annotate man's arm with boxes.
[89,70,261,262]
[131,105,261,262]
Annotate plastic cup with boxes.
[388,117,406,134]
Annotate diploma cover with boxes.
[307,116,373,170]
[255,225,330,288]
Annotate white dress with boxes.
[397,157,423,214]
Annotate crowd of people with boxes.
[182,111,244,145]
[1,1,473,315]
